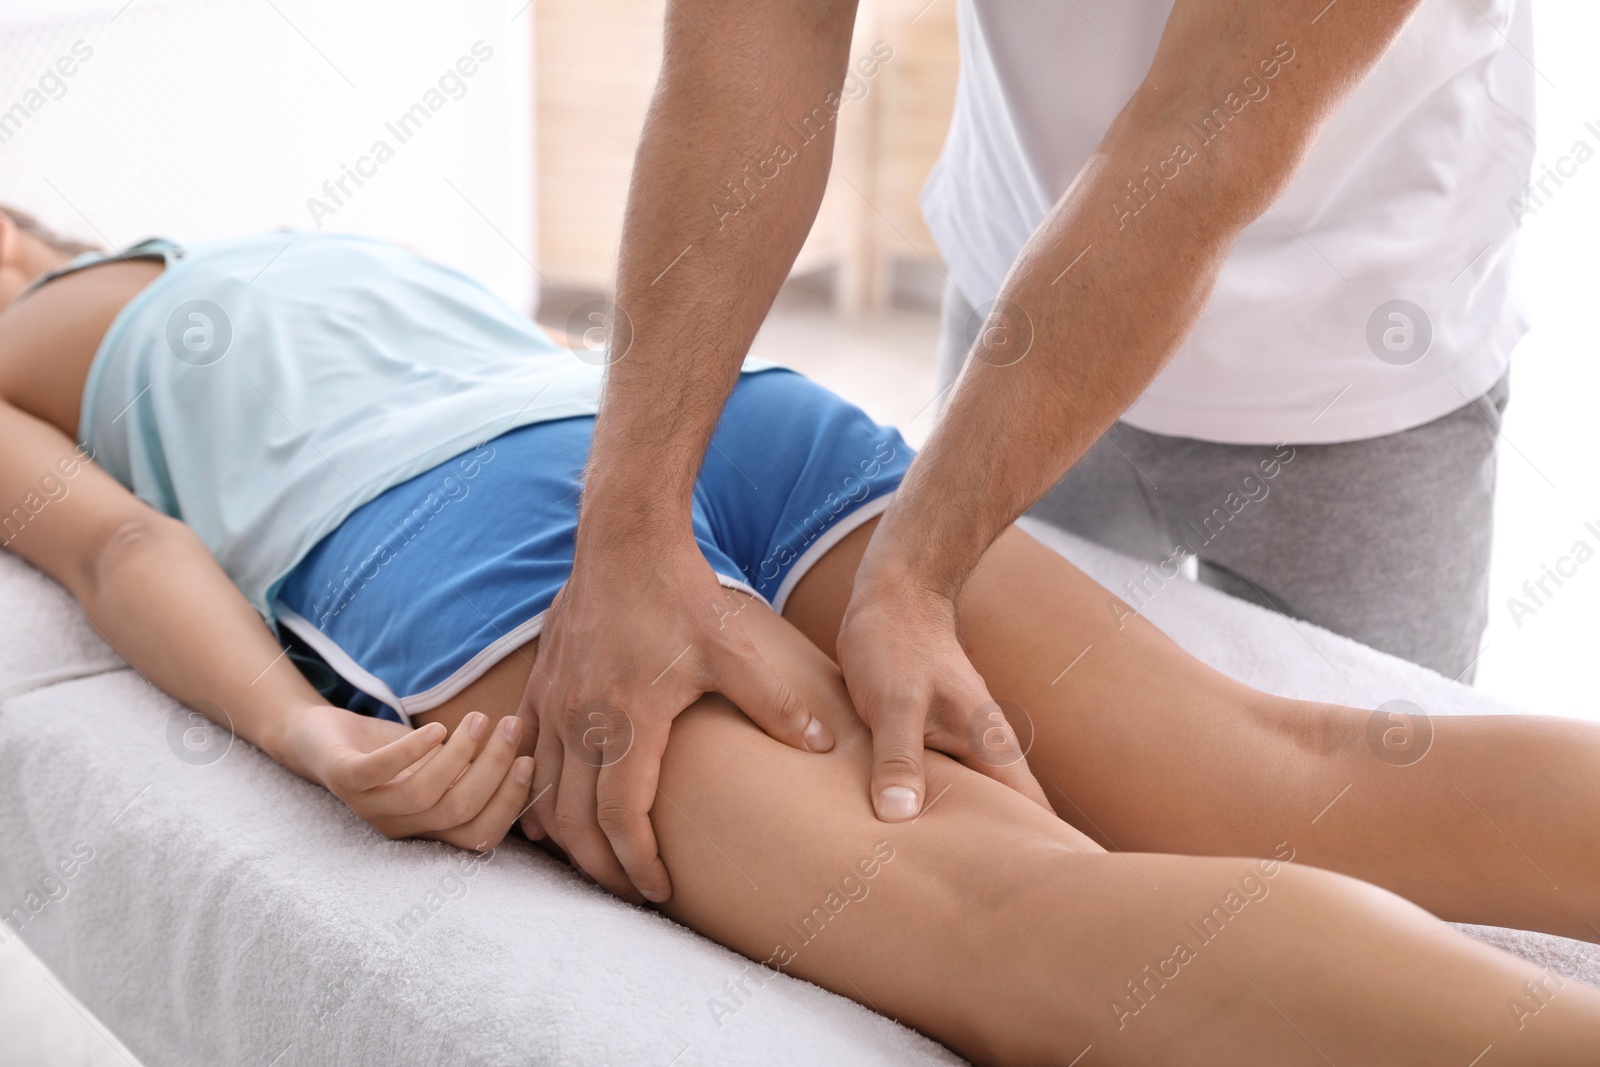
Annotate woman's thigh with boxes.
[784,520,1600,940]
[783,518,1286,853]
[411,594,1111,1062]
[417,590,1600,1065]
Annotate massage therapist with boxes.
[521,0,1536,900]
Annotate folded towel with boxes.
[0,522,1593,1067]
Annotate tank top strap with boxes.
[18,237,185,300]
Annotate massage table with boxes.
[2,518,1596,1066]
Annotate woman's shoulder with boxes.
[0,256,169,440]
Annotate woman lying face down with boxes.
[1,209,1598,1064]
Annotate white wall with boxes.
[0,0,536,311]
[1476,0,1600,719]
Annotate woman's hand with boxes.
[282,704,535,851]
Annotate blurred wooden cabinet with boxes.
[534,0,957,312]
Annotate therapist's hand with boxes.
[519,531,831,903]
[837,561,1050,823]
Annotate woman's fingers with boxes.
[327,721,447,795]
[390,714,525,835]
[427,755,536,852]
[366,712,488,816]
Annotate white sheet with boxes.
[0,521,1594,1067]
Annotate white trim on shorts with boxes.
[769,490,895,614]
[275,487,895,728]
[276,575,760,728]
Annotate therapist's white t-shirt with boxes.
[921,0,1536,445]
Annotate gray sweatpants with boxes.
[937,281,1507,682]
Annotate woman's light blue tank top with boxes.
[66,232,649,623]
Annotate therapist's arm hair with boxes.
[863,0,1426,601]
[581,0,858,528]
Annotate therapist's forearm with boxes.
[580,1,858,537]
[870,0,1422,600]
[828,111,1239,822]
[870,129,1244,598]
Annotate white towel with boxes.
[0,522,1593,1067]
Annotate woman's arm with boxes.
[0,398,531,849]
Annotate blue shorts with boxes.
[275,369,911,724]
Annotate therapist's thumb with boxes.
[869,709,927,822]
[716,639,834,755]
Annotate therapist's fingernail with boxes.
[641,887,669,904]
[501,716,521,742]
[467,713,487,739]
[513,757,533,785]
[877,786,920,822]
[803,716,834,753]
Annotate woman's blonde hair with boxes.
[0,204,99,256]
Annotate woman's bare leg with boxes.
[786,520,1600,944]
[418,595,1600,1064]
